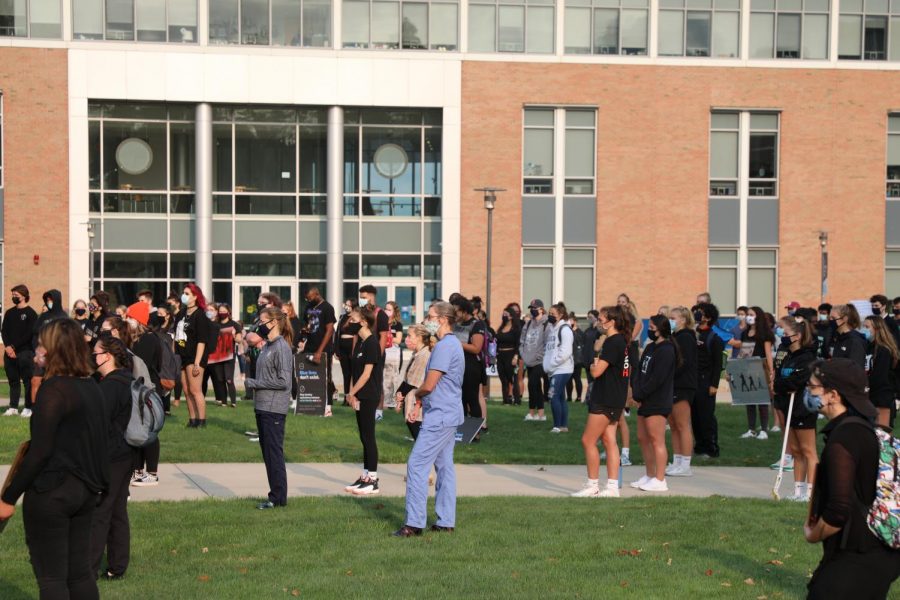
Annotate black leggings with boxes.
[23,474,100,600]
[566,364,585,401]
[339,356,352,401]
[209,359,237,405]
[526,364,548,410]
[134,438,160,473]
[462,362,483,418]
[808,546,900,599]
[496,350,520,404]
[4,351,34,410]
[90,457,131,577]
[355,396,380,472]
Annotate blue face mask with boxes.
[668,319,677,332]
[803,388,824,413]
[862,328,873,342]
[774,326,785,338]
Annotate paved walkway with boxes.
[0,463,779,502]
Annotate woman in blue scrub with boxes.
[393,302,465,537]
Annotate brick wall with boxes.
[461,62,893,321]
[0,48,69,312]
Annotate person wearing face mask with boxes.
[393,302,465,537]
[581,310,601,396]
[802,359,900,599]
[828,304,867,369]
[542,303,574,433]
[784,301,801,317]
[174,284,213,428]
[814,303,834,359]
[336,298,360,407]
[566,313,586,403]
[382,301,405,410]
[862,315,900,428]
[727,306,749,358]
[84,291,111,347]
[208,303,242,408]
[2,284,38,417]
[771,317,818,501]
[451,297,486,423]
[692,303,724,459]
[738,306,775,440]
[666,307,698,477]
[358,285,391,421]
[344,306,383,496]
[495,304,522,405]
[71,299,90,329]
[394,324,434,440]
[519,299,550,422]
[871,294,900,350]
[30,289,67,407]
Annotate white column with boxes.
[195,103,213,293]
[740,0,751,59]
[737,111,750,306]
[649,0,660,57]
[553,108,565,302]
[326,106,344,310]
[829,0,841,63]
[333,0,343,48]
[199,0,210,45]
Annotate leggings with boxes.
[339,356,352,400]
[496,350,520,404]
[526,364,548,410]
[461,362,483,418]
[355,395,380,472]
[134,438,160,473]
[746,404,770,431]
[566,364,585,401]
[209,358,237,405]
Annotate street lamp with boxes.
[475,187,505,322]
[819,230,828,304]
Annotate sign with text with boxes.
[293,353,327,416]
[725,358,771,406]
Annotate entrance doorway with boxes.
[234,280,297,325]
[369,281,424,326]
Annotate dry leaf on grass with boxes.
[744,578,756,586]
[201,547,209,554]
[705,569,713,576]
[197,575,210,583]
[768,559,784,566]
[291,589,301,597]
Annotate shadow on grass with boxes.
[680,542,813,596]
[330,494,406,528]
[0,580,30,600]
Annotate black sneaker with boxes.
[344,477,366,493]
[100,571,124,581]
[392,525,422,537]
[352,478,380,495]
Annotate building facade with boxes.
[1,0,898,324]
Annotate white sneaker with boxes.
[132,473,159,487]
[665,463,680,476]
[639,478,669,492]
[770,457,794,471]
[668,466,693,477]
[550,427,561,434]
[524,413,536,421]
[248,437,259,443]
[20,408,32,418]
[740,429,757,439]
[769,425,782,433]
[3,408,18,416]
[620,455,632,467]
[375,411,383,422]
[598,487,621,498]
[785,493,809,503]
[537,415,547,421]
[756,430,769,441]
[323,406,333,418]
[630,475,651,489]
[352,478,380,495]
[571,482,600,498]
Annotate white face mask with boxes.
[745,315,756,326]
[358,297,369,307]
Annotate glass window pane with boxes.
[234,124,296,193]
[241,0,269,44]
[430,2,457,49]
[372,1,399,48]
[712,9,739,57]
[303,0,331,47]
[236,254,296,276]
[565,129,594,177]
[841,0,862,11]
[594,8,619,53]
[749,133,777,178]
[30,0,63,38]
[621,8,648,53]
[469,4,496,51]
[750,113,778,129]
[498,5,525,51]
[103,121,168,190]
[525,108,554,126]
[106,0,135,40]
[775,13,800,57]
[566,110,595,127]
[839,14,862,58]
[565,249,594,265]
[89,121,101,189]
[402,2,428,49]
[686,11,710,55]
[806,0,828,9]
[710,131,739,178]
[299,126,327,193]
[210,0,239,43]
[711,112,739,128]
[168,0,197,42]
[891,17,900,61]
[803,13,828,58]
[523,248,553,264]
[888,250,900,267]
[709,267,737,312]
[361,126,422,196]
[747,267,776,313]
[526,5,554,53]
[890,116,900,133]
[524,129,554,177]
[136,0,166,41]
[343,0,369,47]
[170,123,196,190]
[523,267,553,304]
[865,15,887,59]
[709,248,737,265]
[273,0,302,46]
[74,0,104,39]
[659,10,685,55]
[748,249,776,265]
[887,136,900,172]
[564,268,594,315]
[213,124,232,191]
[565,7,591,53]
[870,0,889,12]
[749,12,774,57]
[0,0,27,37]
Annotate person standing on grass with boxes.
[303,287,337,416]
[209,304,242,408]
[382,301,405,410]
[519,299,550,422]
[336,298,360,405]
[572,305,635,498]
[451,296,485,421]
[344,306,383,496]
[862,315,900,429]
[89,334,135,580]
[244,307,294,510]
[2,284,38,417]
[667,306,698,478]
[495,305,522,405]
[358,285,391,421]
[630,315,678,493]
[84,290,111,348]
[566,313,586,403]
[174,283,213,429]
[738,306,775,440]
[395,324,434,440]
[803,359,900,599]
[692,302,724,459]
[394,301,465,537]
[543,302,574,433]
[0,319,109,600]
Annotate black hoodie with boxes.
[672,328,698,397]
[32,289,66,349]
[828,329,867,370]
[772,342,817,415]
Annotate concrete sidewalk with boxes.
[0,463,780,502]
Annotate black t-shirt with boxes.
[84,312,109,347]
[454,318,487,367]
[351,334,381,400]
[304,300,337,354]
[590,333,631,409]
[741,329,774,359]
[175,308,213,366]
[375,307,390,351]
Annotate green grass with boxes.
[0,497,825,599]
[0,399,818,467]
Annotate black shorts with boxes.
[588,403,624,422]
[871,393,896,409]
[637,404,672,418]
[674,391,693,405]
[791,414,818,430]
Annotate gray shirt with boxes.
[519,316,549,367]
[245,336,293,415]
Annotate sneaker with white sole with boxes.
[537,415,547,421]
[571,482,600,498]
[668,466,693,477]
[785,493,809,502]
[248,437,259,443]
[524,413,536,421]
[550,427,561,433]
[620,455,632,467]
[630,475,651,489]
[756,430,769,441]
[3,408,18,416]
[323,406,333,417]
[740,429,758,439]
[132,473,159,487]
[344,477,366,493]
[639,478,669,492]
[770,457,794,471]
[130,470,143,485]
[665,463,680,476]
[20,408,32,418]
[769,425,781,433]
[352,478,380,495]
[598,487,621,498]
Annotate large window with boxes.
[564,0,648,55]
[521,107,596,314]
[469,0,554,53]
[749,0,829,59]
[210,0,331,46]
[658,0,739,57]
[838,0,900,60]
[887,116,900,295]
[0,0,61,38]
[708,111,780,314]
[888,251,900,296]
[72,0,197,41]
[342,0,457,49]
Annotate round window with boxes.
[115,138,154,175]
[373,143,408,179]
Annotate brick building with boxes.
[0,1,898,326]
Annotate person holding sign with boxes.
[344,307,383,496]
[738,306,775,440]
[393,302,465,537]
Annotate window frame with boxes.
[0,0,63,39]
[563,0,650,56]
[749,0,831,59]
[72,0,198,42]
[468,0,556,54]
[341,0,458,51]
[837,0,896,60]
[658,0,741,58]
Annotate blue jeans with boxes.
[549,373,572,428]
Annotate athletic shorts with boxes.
[588,403,624,422]
[637,404,672,418]
[791,414,818,430]
[674,391,693,405]
[870,393,896,410]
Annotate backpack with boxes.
[571,328,586,365]
[154,331,179,391]
[110,374,166,448]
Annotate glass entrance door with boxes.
[370,281,423,326]
[234,280,297,326]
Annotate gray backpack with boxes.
[112,374,166,447]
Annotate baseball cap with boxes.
[811,358,878,420]
[785,301,801,310]
[528,299,544,309]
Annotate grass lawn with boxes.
[0,400,819,467]
[0,496,825,599]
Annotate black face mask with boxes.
[257,321,273,338]
[872,307,882,316]
[346,322,362,336]
[530,308,539,318]
[75,308,87,317]
[647,330,659,342]
[11,296,22,305]
[894,308,900,316]
[693,310,703,323]
[547,315,558,325]
[501,315,510,324]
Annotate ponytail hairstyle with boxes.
[41,319,94,379]
[599,305,629,337]
[833,303,862,330]
[96,332,134,371]
[260,306,293,347]
[385,301,402,326]
[779,316,814,349]
[431,301,458,327]
[669,306,694,331]
[351,305,377,331]
[409,323,436,351]
[103,315,134,348]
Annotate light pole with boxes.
[475,187,505,323]
[819,230,828,304]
